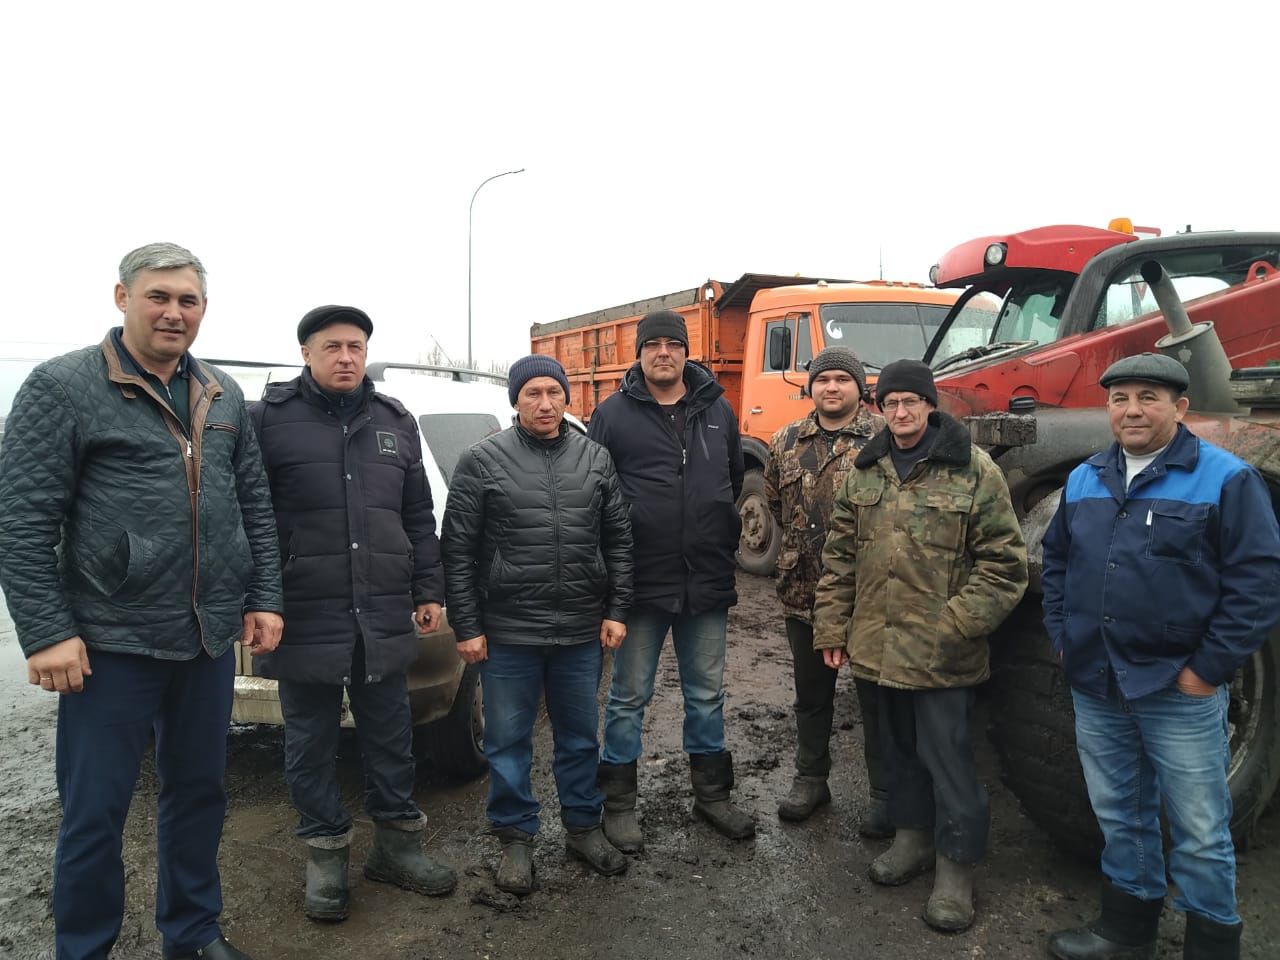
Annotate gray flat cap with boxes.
[1099,352,1190,391]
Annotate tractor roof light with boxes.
[984,243,1007,267]
[929,264,940,286]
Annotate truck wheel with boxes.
[987,600,1280,861]
[736,468,781,576]
[415,663,487,782]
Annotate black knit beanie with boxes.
[297,305,374,344]
[635,310,690,357]
[508,354,571,406]
[875,359,938,408]
[807,346,868,400]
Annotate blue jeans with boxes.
[54,648,234,960]
[480,639,604,835]
[1071,684,1237,924]
[602,608,727,764]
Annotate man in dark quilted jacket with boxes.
[249,305,457,920]
[0,242,284,960]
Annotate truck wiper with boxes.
[932,340,1037,372]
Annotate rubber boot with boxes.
[1047,881,1163,960]
[303,844,349,921]
[565,824,628,876]
[925,854,975,932]
[1184,913,1242,960]
[858,787,895,840]
[689,751,756,840]
[168,936,254,959]
[777,775,832,822]
[598,761,644,853]
[363,822,457,896]
[494,826,535,896]
[868,827,935,886]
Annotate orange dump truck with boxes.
[529,272,961,573]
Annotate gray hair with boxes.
[118,242,208,298]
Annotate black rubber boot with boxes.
[689,751,756,840]
[858,787,895,839]
[1047,882,1163,959]
[598,760,644,853]
[565,824,628,876]
[1184,913,1242,960]
[363,822,457,897]
[494,826,535,896]
[777,775,832,822]
[167,936,254,959]
[303,845,349,921]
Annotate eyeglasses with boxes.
[640,338,686,353]
[881,396,925,413]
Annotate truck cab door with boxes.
[742,311,813,443]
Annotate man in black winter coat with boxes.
[250,306,456,921]
[589,310,756,849]
[441,355,633,896]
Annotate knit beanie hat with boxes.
[297,304,374,344]
[875,359,938,408]
[508,354,571,406]
[807,346,868,400]
[635,309,690,357]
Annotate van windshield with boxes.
[819,302,949,370]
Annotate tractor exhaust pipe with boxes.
[1140,260,1240,413]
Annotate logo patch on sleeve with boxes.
[376,431,400,457]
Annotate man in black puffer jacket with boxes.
[442,355,633,896]
[250,305,455,921]
[589,310,754,850]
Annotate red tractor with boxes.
[922,221,1280,854]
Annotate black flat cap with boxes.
[1099,352,1190,392]
[297,305,374,344]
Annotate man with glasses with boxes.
[813,359,1027,933]
[589,309,754,850]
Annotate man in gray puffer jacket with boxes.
[442,355,633,896]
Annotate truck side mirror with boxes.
[767,326,792,371]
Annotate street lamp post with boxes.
[468,167,525,369]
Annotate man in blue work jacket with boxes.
[1041,353,1280,960]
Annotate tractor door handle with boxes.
[749,406,763,415]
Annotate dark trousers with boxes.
[53,648,234,960]
[878,685,989,864]
[784,619,886,790]
[277,648,420,843]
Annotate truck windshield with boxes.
[819,302,949,369]
[928,274,1075,371]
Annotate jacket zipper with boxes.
[546,445,562,639]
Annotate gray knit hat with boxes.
[807,347,868,400]
[1099,352,1190,393]
[507,354,570,406]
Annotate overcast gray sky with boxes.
[3,1,1274,369]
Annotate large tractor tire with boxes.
[736,467,782,576]
[987,600,1280,861]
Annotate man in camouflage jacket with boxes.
[765,347,890,833]
[813,359,1026,934]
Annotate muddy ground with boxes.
[2,574,1277,959]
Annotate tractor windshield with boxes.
[927,272,1076,371]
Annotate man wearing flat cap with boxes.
[1042,353,1280,960]
[763,347,891,831]
[441,354,633,895]
[812,358,1027,933]
[249,305,456,920]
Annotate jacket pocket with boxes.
[849,481,883,541]
[920,491,974,552]
[1145,501,1208,565]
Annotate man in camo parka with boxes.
[765,347,890,833]
[812,359,1026,934]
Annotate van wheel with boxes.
[417,663,487,781]
[736,468,781,576]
